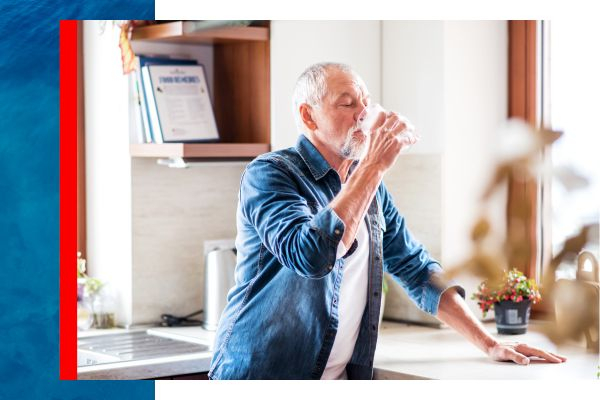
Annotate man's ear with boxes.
[299,103,318,131]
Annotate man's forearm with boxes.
[330,164,383,249]
[436,287,499,356]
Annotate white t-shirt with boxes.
[320,217,370,379]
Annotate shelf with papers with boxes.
[129,21,271,158]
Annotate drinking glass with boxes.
[358,103,419,150]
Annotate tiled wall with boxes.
[131,159,247,324]
[381,154,443,325]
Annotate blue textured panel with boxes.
[0,1,155,398]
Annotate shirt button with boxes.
[334,229,341,235]
[375,255,380,261]
[327,265,333,271]
[374,292,379,297]
[372,325,377,331]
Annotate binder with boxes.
[134,56,198,143]
[142,63,219,143]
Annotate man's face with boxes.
[312,69,371,160]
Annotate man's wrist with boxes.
[484,337,501,356]
[355,160,385,183]
[357,159,386,175]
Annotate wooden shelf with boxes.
[131,22,269,45]
[130,143,270,159]
[130,21,271,162]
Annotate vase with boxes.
[494,299,531,334]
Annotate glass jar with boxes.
[91,285,117,329]
[77,295,94,331]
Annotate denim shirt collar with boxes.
[296,134,334,181]
[296,134,359,182]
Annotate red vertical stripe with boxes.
[59,19,77,380]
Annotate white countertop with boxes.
[77,321,598,380]
[374,321,599,380]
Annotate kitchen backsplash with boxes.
[382,154,443,325]
[131,159,247,324]
[128,153,443,325]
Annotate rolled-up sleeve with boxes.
[240,157,344,278]
[379,183,465,316]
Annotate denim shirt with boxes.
[208,135,464,380]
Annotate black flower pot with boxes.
[494,299,531,334]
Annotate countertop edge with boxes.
[77,354,212,380]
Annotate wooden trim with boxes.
[509,21,538,122]
[508,21,553,318]
[507,21,538,279]
[77,21,86,258]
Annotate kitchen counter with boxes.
[373,320,599,380]
[77,321,598,380]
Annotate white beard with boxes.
[340,127,368,160]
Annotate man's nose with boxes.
[356,105,368,122]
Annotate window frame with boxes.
[507,20,539,280]
[508,20,557,317]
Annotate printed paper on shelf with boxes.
[144,64,219,142]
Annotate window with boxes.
[543,20,600,279]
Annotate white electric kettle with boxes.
[202,242,237,331]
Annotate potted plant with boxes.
[472,268,541,334]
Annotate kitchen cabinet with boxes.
[129,21,271,160]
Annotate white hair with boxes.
[292,62,353,134]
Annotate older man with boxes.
[208,62,566,380]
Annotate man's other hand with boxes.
[488,342,568,365]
